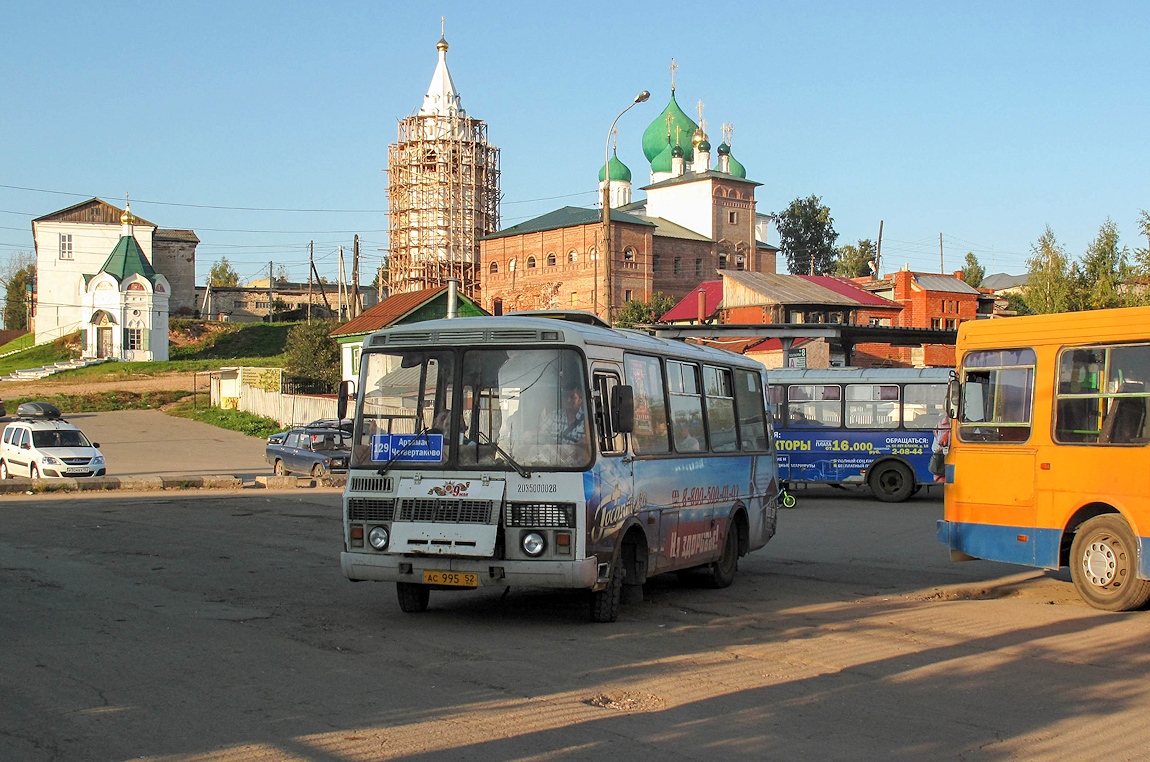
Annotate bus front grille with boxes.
[507,502,576,528]
[397,498,493,524]
[350,476,394,493]
[348,497,396,522]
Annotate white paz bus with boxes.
[338,313,781,622]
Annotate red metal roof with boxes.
[659,280,723,322]
[797,275,901,308]
[330,286,446,337]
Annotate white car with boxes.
[0,406,107,479]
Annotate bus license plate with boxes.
[422,570,478,587]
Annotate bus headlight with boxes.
[521,531,546,557]
[368,525,390,551]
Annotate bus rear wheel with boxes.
[396,582,430,613]
[705,523,740,588]
[1070,515,1150,612]
[869,461,914,503]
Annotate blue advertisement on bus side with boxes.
[774,430,933,483]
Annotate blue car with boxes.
[266,423,351,477]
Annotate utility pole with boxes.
[337,246,348,321]
[939,233,944,273]
[378,259,385,303]
[268,262,274,323]
[307,241,314,324]
[875,220,883,279]
[352,234,360,319]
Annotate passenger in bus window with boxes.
[540,381,590,462]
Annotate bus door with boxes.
[590,368,639,555]
[953,349,1039,565]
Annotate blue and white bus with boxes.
[338,313,781,622]
[767,368,951,502]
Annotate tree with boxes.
[1130,209,1150,306]
[274,264,291,283]
[1002,292,1033,316]
[1024,227,1077,314]
[776,195,839,275]
[961,252,985,287]
[1078,219,1128,309]
[613,293,677,328]
[2,260,36,331]
[209,257,241,287]
[283,321,341,387]
[833,239,875,278]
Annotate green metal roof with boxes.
[482,206,655,241]
[642,170,761,191]
[97,235,157,283]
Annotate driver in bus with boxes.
[540,380,590,463]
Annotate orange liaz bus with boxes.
[937,306,1150,611]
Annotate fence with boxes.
[239,385,337,428]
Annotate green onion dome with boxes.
[598,153,632,183]
[671,144,684,158]
[651,142,674,174]
[698,139,711,152]
[717,142,730,156]
[642,91,698,165]
[726,151,747,178]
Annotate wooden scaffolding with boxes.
[387,113,500,298]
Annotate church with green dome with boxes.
[480,64,778,322]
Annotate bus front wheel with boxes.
[397,582,431,613]
[1070,515,1150,612]
[869,461,915,503]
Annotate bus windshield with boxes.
[352,346,592,470]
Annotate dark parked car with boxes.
[265,423,351,477]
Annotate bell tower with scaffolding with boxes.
[386,29,500,298]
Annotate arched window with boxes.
[155,284,166,293]
[127,282,146,292]
[736,255,746,271]
[623,247,636,262]
[568,250,578,263]
[490,261,499,274]
[718,253,728,270]
[509,258,517,272]
[526,256,537,269]
[546,252,557,267]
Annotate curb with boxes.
[0,473,347,494]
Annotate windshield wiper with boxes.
[377,426,431,476]
[475,430,531,478]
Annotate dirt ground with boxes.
[0,371,199,402]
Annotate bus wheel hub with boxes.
[1084,541,1118,586]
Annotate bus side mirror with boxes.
[337,379,355,421]
[946,377,960,420]
[611,385,635,433]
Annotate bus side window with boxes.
[624,354,671,454]
[594,372,624,454]
[788,384,841,427]
[704,365,738,452]
[735,369,770,451]
[668,360,705,453]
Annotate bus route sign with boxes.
[371,433,444,462]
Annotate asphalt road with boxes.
[3,487,1147,761]
[31,409,272,481]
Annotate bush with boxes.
[283,321,340,387]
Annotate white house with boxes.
[31,198,197,344]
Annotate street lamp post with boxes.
[598,89,650,323]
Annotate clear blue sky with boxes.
[2,1,1148,287]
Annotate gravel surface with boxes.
[0,371,199,401]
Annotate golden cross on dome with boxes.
[669,58,678,91]
[665,111,673,138]
[696,100,704,122]
[722,122,734,145]
[441,16,445,35]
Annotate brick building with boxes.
[480,83,777,319]
[859,270,984,366]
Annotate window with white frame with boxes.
[59,234,73,260]
[125,327,143,351]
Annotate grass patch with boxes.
[46,356,286,381]
[0,333,80,377]
[170,321,298,360]
[0,333,35,354]
[7,391,193,413]
[165,398,282,439]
